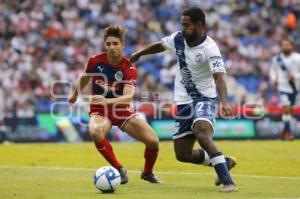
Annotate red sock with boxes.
[94,139,122,169]
[144,147,159,174]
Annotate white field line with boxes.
[0,164,299,181]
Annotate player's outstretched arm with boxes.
[129,42,166,63]
[68,88,78,104]
[68,74,90,104]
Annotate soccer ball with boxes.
[93,166,121,193]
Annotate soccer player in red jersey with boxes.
[68,25,161,184]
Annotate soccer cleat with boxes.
[220,184,238,192]
[141,172,162,183]
[215,156,237,186]
[118,167,129,184]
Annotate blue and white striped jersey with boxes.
[270,52,300,94]
[161,31,226,105]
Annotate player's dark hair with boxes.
[104,25,125,41]
[182,7,206,26]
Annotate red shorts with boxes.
[90,104,136,128]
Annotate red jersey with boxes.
[85,52,138,114]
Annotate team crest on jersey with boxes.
[195,52,204,63]
[115,71,123,81]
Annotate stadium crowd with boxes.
[1,0,300,118]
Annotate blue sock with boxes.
[210,152,234,185]
[284,121,291,132]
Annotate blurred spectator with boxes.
[0,81,5,142]
[160,57,177,90]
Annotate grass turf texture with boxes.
[0,141,300,199]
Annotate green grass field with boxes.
[1,140,300,199]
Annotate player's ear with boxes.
[195,22,202,33]
[196,21,204,29]
[103,39,108,48]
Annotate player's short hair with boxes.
[182,7,206,25]
[104,25,125,41]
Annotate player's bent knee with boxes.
[89,125,107,142]
[145,138,159,149]
[89,130,105,142]
[141,129,159,149]
[89,122,107,133]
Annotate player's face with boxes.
[281,40,293,55]
[181,16,200,43]
[105,36,125,58]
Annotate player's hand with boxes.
[220,102,235,119]
[129,52,141,63]
[91,95,107,105]
[68,94,77,104]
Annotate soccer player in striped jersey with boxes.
[130,7,237,192]
[270,38,300,140]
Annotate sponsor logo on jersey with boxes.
[177,49,183,56]
[209,56,222,61]
[209,56,224,68]
[180,67,194,88]
[212,61,222,68]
